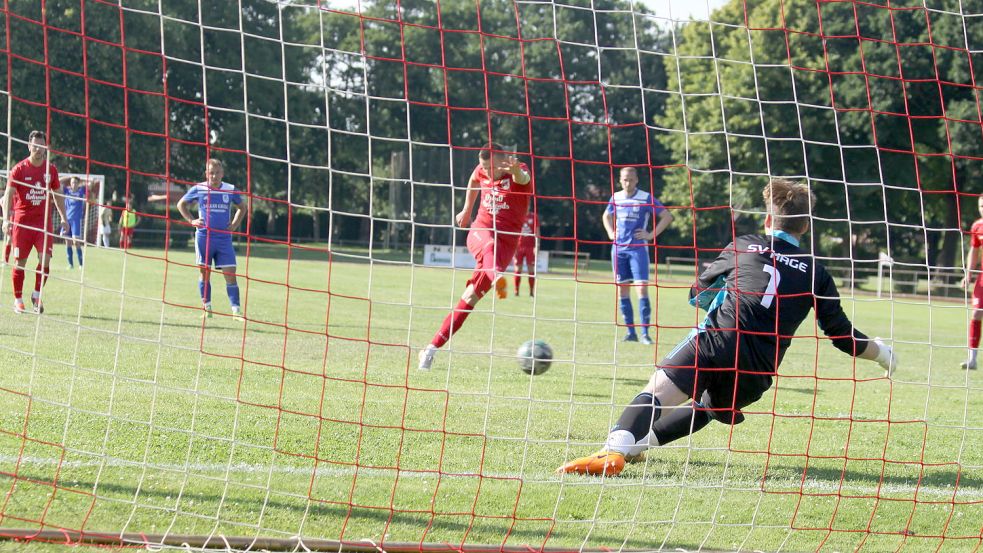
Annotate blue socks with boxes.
[227,284,240,309]
[201,280,240,310]
[639,297,651,337]
[619,297,635,336]
[199,280,212,304]
[76,247,83,267]
[66,247,73,267]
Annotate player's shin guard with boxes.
[227,284,240,309]
[12,267,25,299]
[605,392,661,457]
[639,297,651,335]
[34,264,48,292]
[652,403,713,445]
[619,297,635,334]
[76,247,83,266]
[67,247,74,267]
[431,299,474,349]
[970,319,981,350]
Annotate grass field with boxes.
[0,243,981,552]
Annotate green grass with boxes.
[0,244,981,552]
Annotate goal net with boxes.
[0,0,981,551]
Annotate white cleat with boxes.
[231,308,245,322]
[13,299,26,314]
[960,361,977,371]
[418,345,437,371]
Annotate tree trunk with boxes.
[312,209,321,242]
[935,194,960,269]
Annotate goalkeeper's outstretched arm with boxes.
[814,267,898,376]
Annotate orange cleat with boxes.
[495,277,508,299]
[556,450,625,476]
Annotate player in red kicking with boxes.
[513,210,538,297]
[960,193,983,370]
[418,143,532,370]
[0,131,68,314]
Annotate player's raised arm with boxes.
[455,168,481,228]
[503,155,530,186]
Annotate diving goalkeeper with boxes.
[558,178,899,476]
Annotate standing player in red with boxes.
[0,131,68,314]
[418,143,532,370]
[960,193,983,370]
[513,209,539,297]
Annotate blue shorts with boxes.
[67,217,84,239]
[195,234,237,268]
[611,245,649,283]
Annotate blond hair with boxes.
[763,178,814,235]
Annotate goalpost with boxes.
[0,0,981,552]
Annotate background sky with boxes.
[642,0,730,20]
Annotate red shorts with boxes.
[514,246,536,272]
[973,276,983,309]
[10,223,54,261]
[467,228,519,282]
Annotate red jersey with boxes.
[972,219,983,249]
[517,211,538,250]
[471,163,531,234]
[8,158,60,229]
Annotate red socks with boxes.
[11,267,24,299]
[528,276,535,295]
[34,264,48,294]
[970,319,981,350]
[431,299,475,349]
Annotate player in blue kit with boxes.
[602,167,674,344]
[63,176,88,269]
[177,159,246,321]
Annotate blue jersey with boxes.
[605,189,665,247]
[181,182,242,240]
[65,185,87,222]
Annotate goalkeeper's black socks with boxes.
[616,392,661,440]
[606,392,714,455]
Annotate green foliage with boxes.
[6,0,981,264]
[656,0,982,264]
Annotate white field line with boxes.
[1,454,980,501]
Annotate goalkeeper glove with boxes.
[873,337,898,377]
[690,274,726,312]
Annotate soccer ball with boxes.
[517,340,553,375]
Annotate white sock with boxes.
[969,349,978,364]
[605,429,657,457]
[31,291,40,300]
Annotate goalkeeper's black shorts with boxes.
[658,330,774,425]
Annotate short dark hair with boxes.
[478,142,505,161]
[763,178,814,235]
[28,130,47,143]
